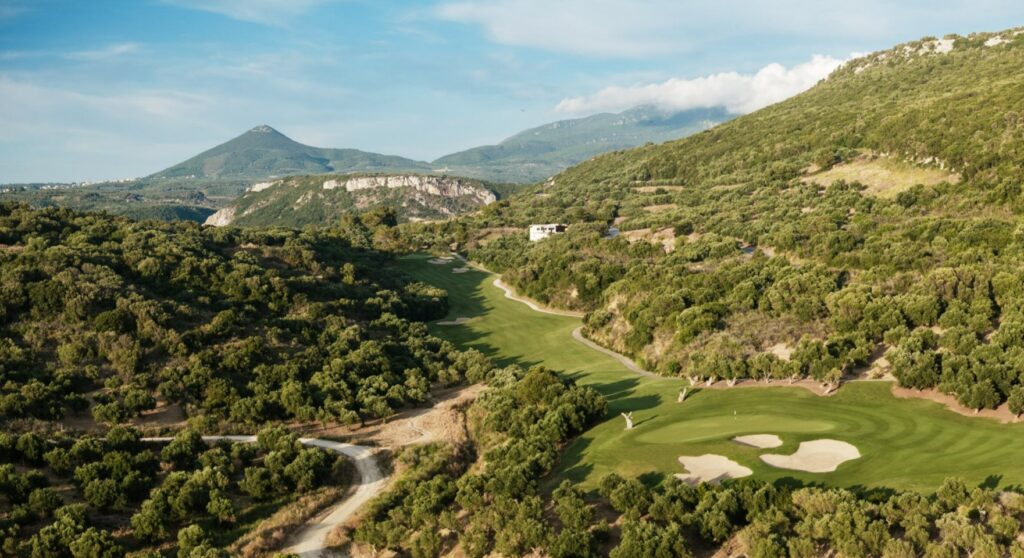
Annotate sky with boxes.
[1,0,1023,183]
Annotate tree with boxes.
[69,528,123,558]
[1008,386,1024,417]
[240,467,275,500]
[161,430,205,470]
[283,448,332,492]
[83,478,124,510]
[28,487,63,518]
[612,520,691,558]
[177,525,211,558]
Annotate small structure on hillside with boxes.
[529,223,567,242]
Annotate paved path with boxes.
[492,278,585,317]
[570,326,661,378]
[141,436,385,558]
[447,252,585,318]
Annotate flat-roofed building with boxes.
[529,223,566,242]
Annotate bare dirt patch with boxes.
[733,434,783,449]
[621,227,652,242]
[643,203,677,213]
[802,154,960,198]
[700,378,834,396]
[767,343,793,361]
[321,384,485,448]
[436,317,473,325]
[675,454,752,485]
[472,227,523,248]
[633,185,685,193]
[760,439,860,472]
[133,402,186,428]
[621,227,676,252]
[850,344,895,381]
[891,386,1020,424]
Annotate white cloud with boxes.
[160,0,335,25]
[436,0,1024,58]
[555,54,849,115]
[436,0,686,57]
[65,43,139,61]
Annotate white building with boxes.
[529,223,567,242]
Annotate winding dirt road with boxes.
[141,436,385,558]
[285,440,386,557]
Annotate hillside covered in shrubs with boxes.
[400,28,1024,414]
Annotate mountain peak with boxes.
[248,125,280,134]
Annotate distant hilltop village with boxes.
[0,177,139,193]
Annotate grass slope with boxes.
[400,254,1024,492]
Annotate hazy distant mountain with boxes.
[151,125,432,180]
[154,108,729,185]
[435,106,731,183]
[2,107,731,223]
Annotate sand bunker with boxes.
[427,257,454,265]
[733,434,783,449]
[452,267,469,273]
[436,317,472,325]
[674,454,752,486]
[760,439,860,473]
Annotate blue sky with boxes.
[1,0,1023,182]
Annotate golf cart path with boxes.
[492,278,585,317]
[142,436,385,558]
[447,252,584,318]
[571,326,661,378]
[467,258,1022,421]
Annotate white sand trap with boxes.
[733,434,783,449]
[436,317,472,325]
[427,257,454,265]
[674,454,752,486]
[760,439,860,473]
[452,267,469,273]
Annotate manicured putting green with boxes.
[400,255,1024,492]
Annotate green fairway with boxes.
[399,254,1024,492]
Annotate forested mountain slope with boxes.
[405,28,1024,413]
[550,31,1024,194]
[436,106,728,183]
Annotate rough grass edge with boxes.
[227,457,355,558]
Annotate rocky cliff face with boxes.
[334,175,497,205]
[205,174,497,227]
[204,206,236,226]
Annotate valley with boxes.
[7,6,1024,555]
[400,254,1024,492]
